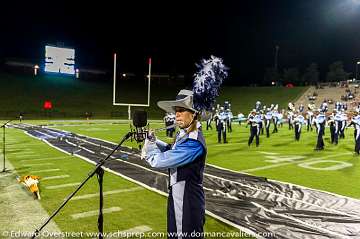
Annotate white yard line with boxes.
[23,163,54,167]
[46,183,81,189]
[31,169,61,173]
[42,175,70,181]
[71,207,121,219]
[20,156,69,162]
[70,187,144,200]
[20,158,54,162]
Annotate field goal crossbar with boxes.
[112,53,151,120]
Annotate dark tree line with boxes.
[263,61,351,86]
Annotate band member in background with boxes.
[348,111,360,154]
[272,108,279,133]
[264,108,273,138]
[328,111,336,144]
[164,113,176,138]
[225,108,233,133]
[248,110,262,147]
[314,109,326,150]
[294,111,305,141]
[216,107,227,143]
[339,109,347,139]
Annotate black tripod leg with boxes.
[97,167,104,239]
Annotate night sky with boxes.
[1,0,360,85]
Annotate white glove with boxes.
[147,130,156,142]
[141,138,156,160]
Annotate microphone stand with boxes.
[31,131,133,239]
[1,119,14,173]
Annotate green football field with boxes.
[1,119,360,238]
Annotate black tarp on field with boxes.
[10,123,360,239]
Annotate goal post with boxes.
[113,53,151,120]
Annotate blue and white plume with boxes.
[192,55,228,111]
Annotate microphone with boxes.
[132,110,148,143]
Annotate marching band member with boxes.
[306,103,315,131]
[339,109,348,139]
[328,110,336,144]
[294,111,305,141]
[248,110,262,147]
[225,108,233,133]
[272,105,280,133]
[348,111,360,154]
[142,56,228,238]
[216,107,228,143]
[314,109,326,150]
[264,108,273,137]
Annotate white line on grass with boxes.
[31,169,61,173]
[46,183,81,189]
[71,207,121,219]
[242,152,352,173]
[42,175,70,181]
[20,156,69,162]
[9,153,38,158]
[70,187,144,200]
[258,151,279,155]
[23,163,53,167]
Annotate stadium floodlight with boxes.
[34,64,39,76]
[113,53,151,120]
[75,68,79,79]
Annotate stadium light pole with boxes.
[356,61,360,81]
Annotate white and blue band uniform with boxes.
[320,101,328,113]
[314,110,326,150]
[333,111,343,145]
[225,109,233,133]
[294,112,305,141]
[142,121,206,238]
[348,113,360,154]
[264,108,273,138]
[164,113,176,138]
[327,111,336,145]
[216,108,227,143]
[278,109,284,128]
[272,109,279,133]
[306,110,314,131]
[299,104,304,113]
[340,110,348,139]
[255,101,261,112]
[248,111,262,147]
[287,110,294,130]
[237,113,245,125]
